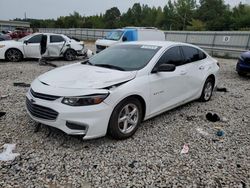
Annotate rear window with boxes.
[182,46,206,63]
[157,46,184,66]
[50,35,65,43]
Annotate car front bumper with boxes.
[26,90,113,140]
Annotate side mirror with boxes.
[152,64,176,73]
[24,40,28,45]
[122,36,127,42]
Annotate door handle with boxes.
[199,66,205,70]
[180,70,187,75]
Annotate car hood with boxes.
[38,63,137,89]
[95,39,119,47]
[241,51,250,59]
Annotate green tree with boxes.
[103,7,121,28]
[163,0,176,30]
[197,0,232,30]
[187,19,206,30]
[232,3,250,30]
[174,0,196,30]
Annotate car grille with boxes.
[26,97,58,120]
[30,88,60,101]
[96,45,106,50]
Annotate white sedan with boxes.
[26,41,219,140]
[0,33,86,62]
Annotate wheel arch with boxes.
[206,74,216,87]
[63,48,76,55]
[114,94,147,121]
[5,48,24,60]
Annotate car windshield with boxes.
[18,34,35,42]
[88,44,161,71]
[105,30,124,41]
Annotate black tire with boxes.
[64,49,76,61]
[200,77,214,102]
[5,49,23,62]
[108,98,143,140]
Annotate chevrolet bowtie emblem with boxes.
[30,99,36,103]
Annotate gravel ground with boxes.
[0,52,250,187]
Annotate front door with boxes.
[23,34,43,58]
[149,46,191,115]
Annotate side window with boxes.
[182,46,201,63]
[199,50,207,60]
[27,34,42,43]
[50,35,65,43]
[157,46,184,66]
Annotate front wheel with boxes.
[64,49,76,61]
[108,98,143,140]
[200,78,214,102]
[5,49,23,62]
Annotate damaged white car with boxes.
[0,33,87,62]
[26,41,219,140]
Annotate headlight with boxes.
[0,45,5,48]
[62,93,109,106]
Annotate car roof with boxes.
[118,41,204,51]
[118,41,192,48]
[32,32,64,36]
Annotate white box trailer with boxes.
[95,27,165,53]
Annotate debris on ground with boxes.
[196,127,209,136]
[39,61,57,68]
[0,112,6,118]
[221,117,228,122]
[216,130,225,137]
[180,144,189,154]
[128,160,138,168]
[215,127,225,137]
[0,144,20,161]
[0,94,10,100]
[206,112,220,122]
[216,87,228,92]
[13,82,30,87]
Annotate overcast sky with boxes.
[0,0,249,20]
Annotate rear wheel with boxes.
[108,98,142,140]
[200,77,214,102]
[64,49,76,61]
[5,49,23,62]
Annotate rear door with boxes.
[23,34,42,58]
[47,35,66,57]
[180,46,209,98]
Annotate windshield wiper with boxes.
[81,59,93,65]
[95,64,125,71]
